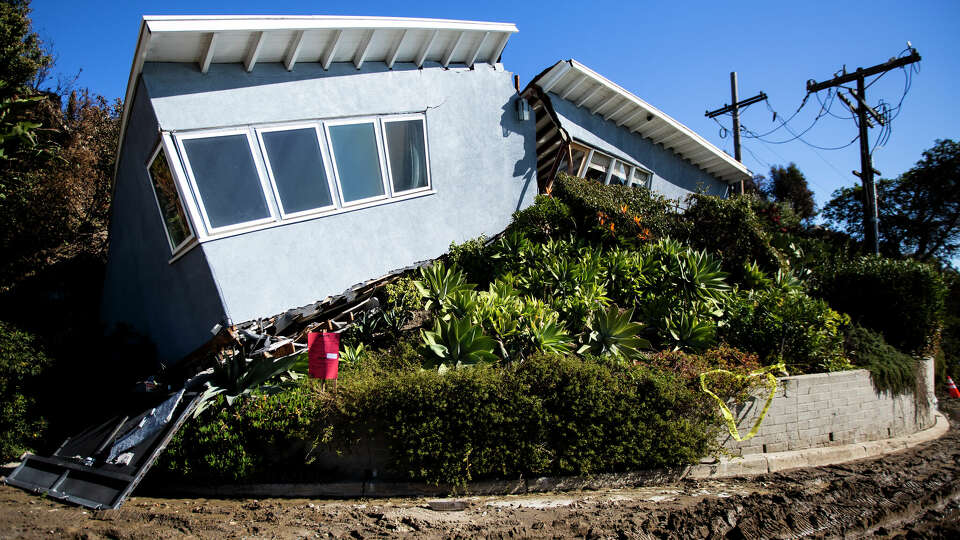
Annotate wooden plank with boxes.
[283,30,305,71]
[353,29,375,69]
[465,31,488,67]
[441,31,464,67]
[321,29,343,70]
[199,33,217,73]
[385,29,407,69]
[243,31,266,72]
[415,29,439,67]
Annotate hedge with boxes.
[161,354,751,486]
[0,321,52,461]
[815,257,947,355]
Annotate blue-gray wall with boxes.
[140,61,536,328]
[100,80,228,364]
[547,93,730,200]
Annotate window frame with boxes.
[175,127,279,235]
[145,142,196,256]
[323,116,391,207]
[380,114,432,196]
[254,122,338,220]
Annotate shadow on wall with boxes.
[500,97,535,212]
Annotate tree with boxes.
[0,1,50,98]
[823,139,960,263]
[768,163,816,221]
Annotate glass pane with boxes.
[385,120,428,193]
[261,128,333,214]
[584,167,607,183]
[633,168,651,187]
[148,148,191,250]
[589,152,611,172]
[610,161,628,185]
[183,134,270,229]
[329,123,385,202]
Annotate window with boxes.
[180,131,273,232]
[584,151,611,182]
[147,146,194,253]
[383,118,429,193]
[632,167,652,188]
[258,126,334,218]
[569,143,589,175]
[610,160,629,185]
[170,113,432,239]
[327,121,387,204]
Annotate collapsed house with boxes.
[100,16,751,367]
[522,59,750,198]
[99,16,536,364]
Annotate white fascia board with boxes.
[562,59,750,182]
[143,16,518,35]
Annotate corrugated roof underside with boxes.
[536,60,750,184]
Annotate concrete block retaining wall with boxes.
[724,358,937,456]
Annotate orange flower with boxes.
[620,204,628,214]
[609,222,615,232]
[632,215,642,227]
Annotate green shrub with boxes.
[446,236,496,287]
[721,289,851,373]
[0,321,51,461]
[510,194,575,241]
[159,382,321,483]
[844,325,917,395]
[552,173,678,244]
[166,355,735,487]
[815,256,947,354]
[682,193,786,282]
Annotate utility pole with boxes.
[706,73,767,194]
[806,49,921,255]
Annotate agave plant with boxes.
[340,342,368,365]
[743,260,772,291]
[527,319,574,355]
[415,261,476,312]
[578,306,651,360]
[193,348,304,417]
[421,315,498,368]
[662,311,717,352]
[443,290,479,320]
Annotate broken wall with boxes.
[100,80,228,364]
[548,94,729,201]
[140,61,536,334]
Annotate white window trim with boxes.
[255,122,339,220]
[380,114,433,197]
[145,142,196,256]
[324,117,391,207]
[572,140,653,190]
[175,127,279,235]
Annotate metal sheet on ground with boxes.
[4,390,200,510]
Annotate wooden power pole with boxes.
[706,73,766,194]
[806,49,921,255]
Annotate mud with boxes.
[2,401,959,539]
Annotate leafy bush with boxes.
[552,173,678,244]
[578,306,651,360]
[421,316,498,368]
[722,288,851,373]
[0,321,51,461]
[815,256,947,354]
[160,385,321,483]
[682,193,786,282]
[414,261,475,313]
[447,236,496,287]
[844,325,917,395]
[510,194,575,241]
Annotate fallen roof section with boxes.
[4,390,200,510]
[530,59,751,185]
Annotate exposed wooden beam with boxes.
[616,108,643,127]
[416,29,439,67]
[488,32,510,65]
[321,29,343,70]
[385,29,407,69]
[604,101,631,121]
[199,32,217,73]
[244,31,266,72]
[560,74,588,100]
[465,31,488,67]
[353,29,375,69]
[539,62,571,93]
[575,84,601,108]
[591,93,618,116]
[283,30,305,71]
[441,31,464,67]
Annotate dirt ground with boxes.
[2,401,959,539]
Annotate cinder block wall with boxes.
[724,359,936,455]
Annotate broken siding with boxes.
[100,80,228,364]
[143,62,535,323]
[548,93,729,200]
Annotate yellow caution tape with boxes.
[699,363,787,442]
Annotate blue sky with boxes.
[30,0,959,212]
